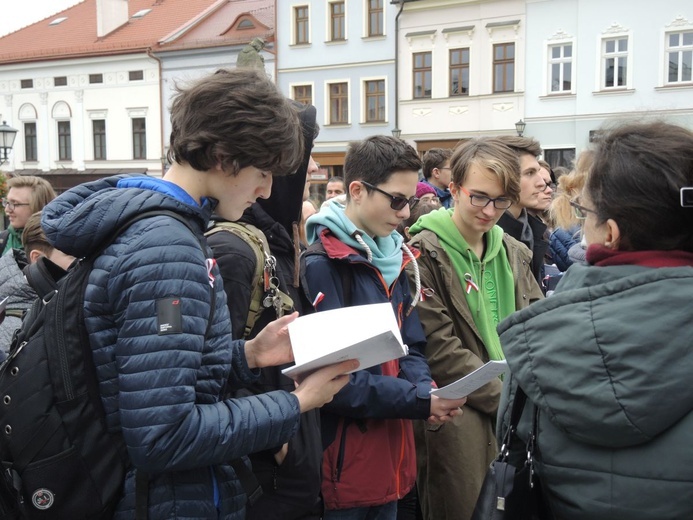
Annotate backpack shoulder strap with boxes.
[206,221,293,337]
[206,222,267,338]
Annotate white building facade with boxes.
[1,54,162,182]
[397,0,528,152]
[524,0,693,167]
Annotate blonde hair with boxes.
[7,176,57,214]
[549,150,594,229]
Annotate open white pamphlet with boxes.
[430,360,509,399]
[282,302,408,379]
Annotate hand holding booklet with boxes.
[282,302,408,380]
[430,360,509,399]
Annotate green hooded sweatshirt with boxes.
[410,208,515,360]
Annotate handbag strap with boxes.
[499,386,528,458]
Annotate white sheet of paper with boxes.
[282,302,408,379]
[430,360,509,399]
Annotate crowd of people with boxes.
[0,67,691,520]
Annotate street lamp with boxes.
[515,119,526,137]
[391,128,402,139]
[0,121,18,166]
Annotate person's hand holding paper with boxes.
[282,303,409,379]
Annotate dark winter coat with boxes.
[206,101,324,520]
[497,261,693,520]
[301,229,434,510]
[497,211,549,284]
[42,175,302,520]
[0,249,35,359]
[549,225,580,272]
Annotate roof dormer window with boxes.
[49,17,68,26]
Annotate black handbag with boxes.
[471,388,553,520]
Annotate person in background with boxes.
[548,150,595,271]
[326,176,346,200]
[497,121,693,520]
[531,159,556,220]
[301,135,467,520]
[1,176,56,255]
[22,211,75,269]
[208,103,325,520]
[0,211,74,360]
[421,148,454,208]
[495,136,548,285]
[415,182,440,205]
[396,199,442,241]
[406,138,542,520]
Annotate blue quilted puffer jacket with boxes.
[42,175,301,519]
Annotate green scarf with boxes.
[411,208,515,360]
[2,226,24,256]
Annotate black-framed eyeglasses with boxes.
[569,199,598,220]
[361,181,419,211]
[1,198,31,211]
[460,187,513,210]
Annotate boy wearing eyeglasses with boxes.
[406,137,543,520]
[300,135,467,520]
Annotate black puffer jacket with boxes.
[208,104,323,520]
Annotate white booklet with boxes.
[282,302,408,379]
[430,360,509,399]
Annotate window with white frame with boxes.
[413,52,432,98]
[364,79,385,122]
[294,5,309,45]
[328,82,349,124]
[329,2,346,42]
[493,43,515,93]
[24,122,38,162]
[367,0,383,37]
[666,30,693,84]
[548,43,572,93]
[602,36,629,88]
[293,84,313,105]
[57,121,72,161]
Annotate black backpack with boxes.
[0,210,195,519]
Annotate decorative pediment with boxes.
[449,106,469,116]
[548,29,573,41]
[51,101,72,119]
[665,15,693,30]
[19,103,37,120]
[602,22,628,35]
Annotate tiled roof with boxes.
[0,0,274,64]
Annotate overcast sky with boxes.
[1,0,83,37]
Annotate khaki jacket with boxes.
[406,229,542,520]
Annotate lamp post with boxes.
[391,128,402,139]
[0,121,18,166]
[515,119,526,137]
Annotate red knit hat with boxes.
[416,182,437,199]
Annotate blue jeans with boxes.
[324,501,398,520]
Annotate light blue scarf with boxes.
[306,199,404,287]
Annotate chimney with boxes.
[96,0,129,38]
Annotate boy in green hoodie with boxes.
[406,137,543,520]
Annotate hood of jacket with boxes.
[498,262,693,448]
[42,175,212,258]
[256,103,317,238]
